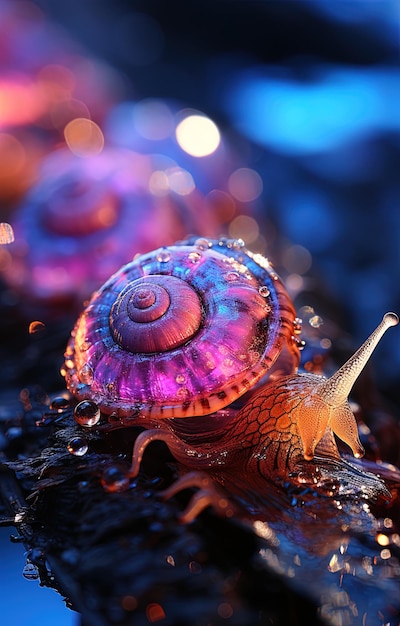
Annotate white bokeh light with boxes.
[175,114,220,157]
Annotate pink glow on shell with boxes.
[64,239,299,418]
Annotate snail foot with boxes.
[129,428,181,477]
[160,471,237,524]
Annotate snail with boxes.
[62,237,398,505]
[3,149,221,305]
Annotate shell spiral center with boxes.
[127,283,170,323]
[109,275,203,354]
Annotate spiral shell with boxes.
[4,148,220,304]
[63,237,300,418]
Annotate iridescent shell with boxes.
[63,237,300,418]
[4,148,220,303]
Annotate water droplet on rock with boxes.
[74,400,100,427]
[50,396,71,412]
[101,466,130,493]
[67,436,89,456]
[22,562,39,581]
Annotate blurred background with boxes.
[0,1,399,623]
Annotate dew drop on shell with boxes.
[231,238,245,249]
[259,286,270,298]
[156,249,171,263]
[175,373,186,384]
[79,363,94,385]
[74,400,101,427]
[195,237,212,249]
[225,271,240,282]
[67,436,89,456]
[293,318,303,334]
[79,340,92,352]
[188,251,202,263]
[177,387,190,399]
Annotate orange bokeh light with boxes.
[64,117,105,157]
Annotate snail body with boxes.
[63,237,398,499]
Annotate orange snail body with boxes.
[63,238,399,497]
[129,313,399,491]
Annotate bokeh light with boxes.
[64,118,105,157]
[225,67,400,155]
[175,113,221,157]
[0,222,14,243]
[133,98,174,140]
[228,167,263,202]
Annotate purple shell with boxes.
[63,238,299,419]
[4,148,220,304]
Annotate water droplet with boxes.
[28,320,45,334]
[166,555,175,566]
[175,373,186,384]
[50,396,71,412]
[28,548,45,566]
[294,337,306,350]
[195,237,212,249]
[106,382,116,394]
[156,248,171,263]
[64,358,75,370]
[293,318,302,334]
[74,400,101,427]
[248,350,260,365]
[107,412,122,425]
[259,286,270,298]
[231,238,245,249]
[223,358,234,368]
[188,251,201,263]
[22,562,39,580]
[67,436,89,456]
[309,315,323,328]
[177,387,190,399]
[101,466,130,493]
[79,363,94,385]
[225,271,240,282]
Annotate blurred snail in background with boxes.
[62,237,399,505]
[2,149,221,305]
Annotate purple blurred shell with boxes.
[4,148,219,304]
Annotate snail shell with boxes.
[4,149,220,303]
[63,237,300,418]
